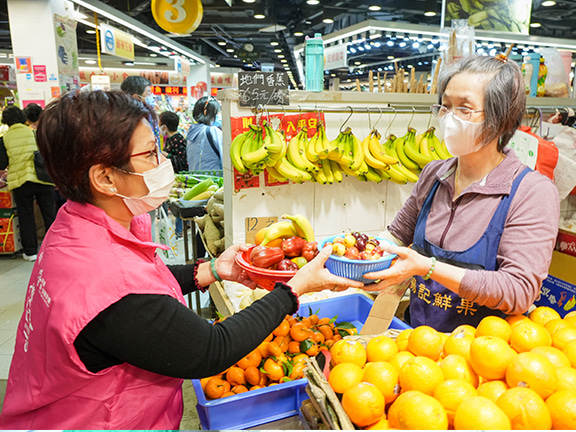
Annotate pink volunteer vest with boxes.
[0,201,186,430]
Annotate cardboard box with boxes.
[536,251,576,317]
[0,214,21,253]
[556,229,576,258]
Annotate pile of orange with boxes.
[201,312,356,399]
[328,307,576,430]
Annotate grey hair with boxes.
[437,56,526,151]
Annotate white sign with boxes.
[91,74,111,91]
[100,23,135,61]
[324,44,348,70]
[508,129,538,169]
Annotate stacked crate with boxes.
[0,187,21,254]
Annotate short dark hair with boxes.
[120,75,151,96]
[1,106,27,126]
[37,91,155,204]
[193,96,220,125]
[159,111,180,132]
[23,103,43,123]
[437,55,526,151]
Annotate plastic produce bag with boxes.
[440,20,475,66]
[541,48,570,98]
[157,205,179,263]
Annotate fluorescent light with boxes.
[124,62,134,66]
[294,31,304,36]
[306,0,320,4]
[530,22,542,28]
[281,59,287,62]
[424,11,436,16]
[86,29,96,34]
[274,49,282,52]
[243,0,256,2]
[323,18,334,24]
[368,5,381,11]
[218,41,227,46]
[387,55,394,59]
[226,48,235,52]
[149,53,158,57]
[270,41,279,46]
[542,1,556,5]
[84,59,96,64]
[278,54,285,58]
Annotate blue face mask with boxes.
[145,96,155,106]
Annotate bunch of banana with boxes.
[396,126,453,172]
[382,133,420,184]
[259,213,315,246]
[420,127,452,160]
[230,126,259,174]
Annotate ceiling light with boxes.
[226,48,235,52]
[386,40,394,47]
[84,59,96,64]
[323,18,334,24]
[149,53,158,57]
[294,30,304,36]
[86,29,96,34]
[218,41,226,46]
[368,5,381,11]
[124,62,134,66]
[530,22,542,27]
[541,0,555,5]
[399,41,407,47]
[254,13,266,19]
[373,41,381,48]
[274,49,282,53]
[270,41,279,46]
[306,0,320,4]
[278,54,285,58]
[281,59,287,62]
[424,11,436,16]
[412,41,420,48]
[355,61,361,65]
[243,0,256,2]
[387,55,394,59]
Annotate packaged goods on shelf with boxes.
[538,250,576,316]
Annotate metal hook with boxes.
[407,107,416,129]
[367,108,373,131]
[373,107,383,131]
[426,110,433,130]
[385,107,397,137]
[340,106,354,132]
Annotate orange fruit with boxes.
[531,345,571,368]
[366,335,398,362]
[439,354,479,387]
[506,352,558,399]
[476,380,509,402]
[200,376,211,391]
[395,328,412,351]
[564,339,576,368]
[204,377,231,399]
[469,336,516,380]
[565,310,576,319]
[388,350,415,372]
[318,324,334,341]
[363,416,389,430]
[244,365,262,386]
[529,306,562,326]
[454,396,511,430]
[443,332,474,363]
[510,320,552,352]
[451,324,476,337]
[311,330,325,345]
[566,315,576,326]
[308,314,320,326]
[433,379,477,427]
[236,350,262,369]
[231,384,248,394]
[398,356,444,395]
[267,341,283,357]
[362,361,400,404]
[556,366,576,391]
[290,322,312,342]
[341,382,385,427]
[545,318,571,335]
[476,316,512,342]
[263,357,285,381]
[330,339,367,368]
[287,340,301,354]
[546,390,576,430]
[226,366,246,386]
[407,325,444,360]
[256,341,270,358]
[292,353,309,365]
[497,387,551,429]
[506,314,531,328]
[388,390,448,430]
[273,319,290,337]
[317,317,333,326]
[289,362,306,380]
[273,335,290,352]
[328,362,364,394]
[552,326,576,350]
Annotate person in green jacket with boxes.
[0,106,56,261]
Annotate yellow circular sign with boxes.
[151,0,203,35]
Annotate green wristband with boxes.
[210,258,222,282]
[423,257,437,281]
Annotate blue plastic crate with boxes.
[192,293,410,430]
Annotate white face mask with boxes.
[116,159,175,217]
[439,113,484,156]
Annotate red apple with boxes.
[344,246,359,260]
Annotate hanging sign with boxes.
[15,57,32,74]
[324,44,347,70]
[151,85,187,96]
[100,23,135,61]
[91,75,111,91]
[33,65,47,82]
[0,66,9,81]
[238,72,289,107]
[151,0,203,35]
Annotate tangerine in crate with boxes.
[235,246,297,291]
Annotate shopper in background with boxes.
[186,96,223,171]
[365,55,560,332]
[0,90,364,430]
[0,106,56,262]
[22,103,42,130]
[159,111,188,238]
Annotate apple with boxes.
[344,246,359,260]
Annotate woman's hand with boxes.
[214,244,256,288]
[363,244,432,291]
[288,245,365,296]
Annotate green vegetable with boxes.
[182,178,214,200]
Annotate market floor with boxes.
[0,241,205,430]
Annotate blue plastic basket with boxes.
[318,235,397,284]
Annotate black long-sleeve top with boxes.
[74,264,298,379]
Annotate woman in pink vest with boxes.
[0,91,363,430]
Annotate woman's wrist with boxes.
[422,257,437,280]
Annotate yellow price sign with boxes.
[245,216,278,245]
[151,0,203,35]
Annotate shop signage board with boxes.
[100,23,135,61]
[151,85,187,96]
[238,72,289,107]
[151,0,203,35]
[245,216,278,244]
[324,44,348,70]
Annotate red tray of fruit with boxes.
[236,246,298,291]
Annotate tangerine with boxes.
[317,317,333,326]
[475,315,512,342]
[244,365,262,386]
[506,352,558,399]
[366,335,398,362]
[443,332,474,363]
[226,366,246,386]
[546,390,576,430]
[289,362,306,380]
[451,324,477,337]
[341,382,385,427]
[395,328,412,351]
[311,330,325,345]
[318,324,334,341]
[389,350,415,372]
[292,353,309,365]
[529,306,562,326]
[274,335,290,352]
[204,377,231,399]
[476,380,508,402]
[231,384,248,394]
[363,416,389,430]
[439,354,479,387]
[496,387,552,430]
[328,362,364,394]
[237,350,262,369]
[407,325,444,360]
[510,320,552,352]
[433,379,477,427]
[469,336,516,380]
[273,319,290,337]
[362,361,400,404]
[545,318,571,335]
[557,366,576,391]
[398,356,444,395]
[330,339,367,368]
[263,357,285,381]
[267,341,283,357]
[388,390,448,430]
[287,341,301,354]
[531,345,571,368]
[506,314,531,328]
[290,322,312,342]
[453,396,511,430]
[564,339,576,368]
[551,326,576,350]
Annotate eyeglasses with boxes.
[130,147,160,164]
[431,104,484,122]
